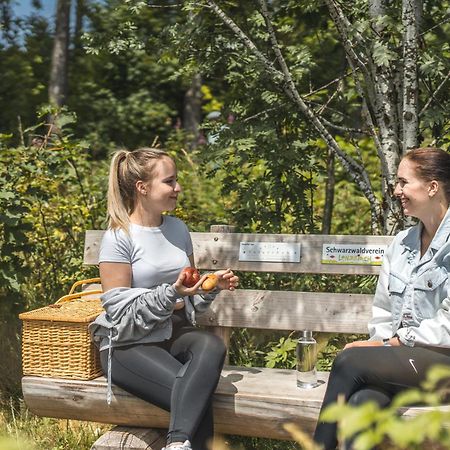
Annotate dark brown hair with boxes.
[403,147,450,204]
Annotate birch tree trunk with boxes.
[402,0,421,152]
[49,0,71,107]
[367,0,403,234]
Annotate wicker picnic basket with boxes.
[19,278,104,380]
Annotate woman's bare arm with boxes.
[99,262,132,292]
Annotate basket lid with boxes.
[19,296,104,323]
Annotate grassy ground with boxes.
[0,400,109,450]
[0,400,306,450]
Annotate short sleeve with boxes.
[182,221,193,256]
[99,229,133,264]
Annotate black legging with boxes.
[100,309,226,450]
[313,345,450,450]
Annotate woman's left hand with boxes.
[344,340,382,349]
[213,268,239,291]
[344,337,401,349]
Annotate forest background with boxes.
[1,0,450,449]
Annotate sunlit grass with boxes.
[0,399,110,450]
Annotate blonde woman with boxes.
[90,148,238,450]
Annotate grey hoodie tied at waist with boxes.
[88,284,218,404]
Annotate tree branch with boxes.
[242,107,277,123]
[204,1,284,83]
[321,117,368,135]
[304,69,357,98]
[324,0,383,156]
[258,0,381,214]
[323,0,370,78]
[419,69,450,117]
[316,80,342,115]
[420,14,450,37]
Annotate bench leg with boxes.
[91,426,166,450]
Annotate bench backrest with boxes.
[84,226,393,336]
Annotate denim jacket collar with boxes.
[431,206,450,251]
[400,206,450,257]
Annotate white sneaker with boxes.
[162,440,192,450]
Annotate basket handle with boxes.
[68,277,101,294]
[55,289,103,304]
[55,277,103,304]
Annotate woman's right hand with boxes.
[173,270,209,296]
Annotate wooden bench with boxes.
[21,226,449,449]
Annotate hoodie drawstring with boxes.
[107,329,113,405]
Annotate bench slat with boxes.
[81,286,372,333]
[84,230,393,275]
[84,230,105,266]
[192,232,393,274]
[23,369,447,441]
[197,290,373,334]
[22,370,320,440]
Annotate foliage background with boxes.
[1,0,449,448]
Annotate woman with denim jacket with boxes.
[314,147,450,450]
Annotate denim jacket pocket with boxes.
[414,266,448,319]
[388,273,407,324]
[414,266,447,291]
[388,272,407,295]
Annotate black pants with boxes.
[100,310,226,450]
[313,345,450,450]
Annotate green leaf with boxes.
[391,388,425,408]
[372,41,396,67]
[422,365,450,391]
[0,191,15,200]
[339,402,380,438]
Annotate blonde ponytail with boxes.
[107,147,169,232]
[107,150,131,231]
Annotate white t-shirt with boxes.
[99,215,193,289]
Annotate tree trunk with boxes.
[367,0,403,234]
[182,73,203,148]
[402,0,421,153]
[74,0,85,56]
[49,0,71,107]
[322,149,335,235]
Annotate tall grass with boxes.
[0,403,305,450]
[0,400,109,450]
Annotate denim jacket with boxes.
[369,207,450,347]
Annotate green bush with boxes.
[0,108,108,407]
[320,365,450,450]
